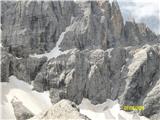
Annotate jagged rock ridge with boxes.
[1,1,158,57]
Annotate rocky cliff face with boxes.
[1,0,157,56]
[1,0,160,119]
[1,1,75,57]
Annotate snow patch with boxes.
[0,76,52,119]
[106,48,114,58]
[0,43,2,48]
[109,0,114,4]
[1,77,149,120]
[15,57,22,60]
[79,98,149,120]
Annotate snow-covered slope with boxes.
[0,76,150,120]
[0,76,52,120]
[79,98,149,120]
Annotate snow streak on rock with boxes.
[30,26,70,60]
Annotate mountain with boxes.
[1,0,160,120]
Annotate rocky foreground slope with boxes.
[1,0,160,120]
[29,99,90,120]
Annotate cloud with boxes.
[117,0,160,34]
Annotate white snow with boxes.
[109,0,114,4]
[0,76,52,120]
[30,27,70,60]
[0,76,149,120]
[106,48,114,58]
[0,43,2,48]
[79,98,149,120]
[15,57,22,60]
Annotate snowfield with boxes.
[0,76,149,120]
[79,99,149,120]
[0,76,52,120]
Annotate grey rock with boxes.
[119,45,160,106]
[11,56,47,83]
[1,1,158,55]
[60,1,158,51]
[33,47,126,104]
[33,49,110,104]
[29,99,90,120]
[124,22,158,46]
[1,1,75,57]
[111,1,125,44]
[141,78,160,119]
[33,44,160,119]
[33,71,47,92]
[108,47,128,100]
[0,46,47,83]
[1,1,160,119]
[85,49,110,104]
[60,1,125,51]
[1,47,12,82]
[11,97,34,120]
[150,113,160,120]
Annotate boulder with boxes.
[11,97,34,120]
[29,99,90,120]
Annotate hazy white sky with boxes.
[116,0,160,34]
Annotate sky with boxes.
[116,0,160,34]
